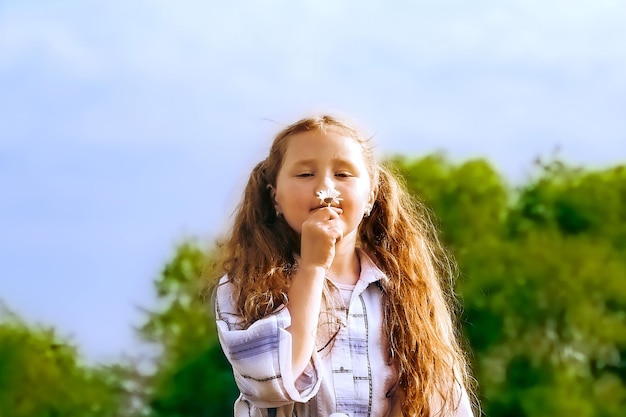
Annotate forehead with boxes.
[281,129,367,165]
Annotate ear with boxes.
[266,183,275,197]
[368,189,376,207]
[267,184,281,214]
[363,189,376,217]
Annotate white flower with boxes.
[316,188,343,207]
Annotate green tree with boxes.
[390,155,626,416]
[0,307,132,417]
[139,241,238,417]
[390,154,508,250]
[509,160,626,247]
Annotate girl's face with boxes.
[273,129,374,243]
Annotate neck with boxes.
[327,238,360,285]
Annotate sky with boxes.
[1,0,625,363]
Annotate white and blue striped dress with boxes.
[215,250,473,417]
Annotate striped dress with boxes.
[214,250,473,417]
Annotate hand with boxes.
[299,206,343,271]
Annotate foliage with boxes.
[389,155,626,416]
[0,308,133,417]
[138,242,238,417]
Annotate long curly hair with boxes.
[216,115,474,416]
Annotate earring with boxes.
[364,203,373,217]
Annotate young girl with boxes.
[213,115,475,417]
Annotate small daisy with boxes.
[316,188,343,207]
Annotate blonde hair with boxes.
[217,115,474,416]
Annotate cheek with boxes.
[276,187,305,206]
[342,191,371,218]
[274,192,289,212]
[346,184,372,208]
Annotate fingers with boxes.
[308,207,343,238]
[300,207,343,269]
[326,217,343,242]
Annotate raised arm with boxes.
[287,206,342,377]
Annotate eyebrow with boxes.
[290,157,359,167]
[289,158,316,166]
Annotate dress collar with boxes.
[293,248,387,290]
[354,248,388,293]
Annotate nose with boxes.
[316,175,335,192]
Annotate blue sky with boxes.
[1,0,625,363]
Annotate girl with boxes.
[213,115,475,417]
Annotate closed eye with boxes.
[335,172,353,178]
[296,173,314,177]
